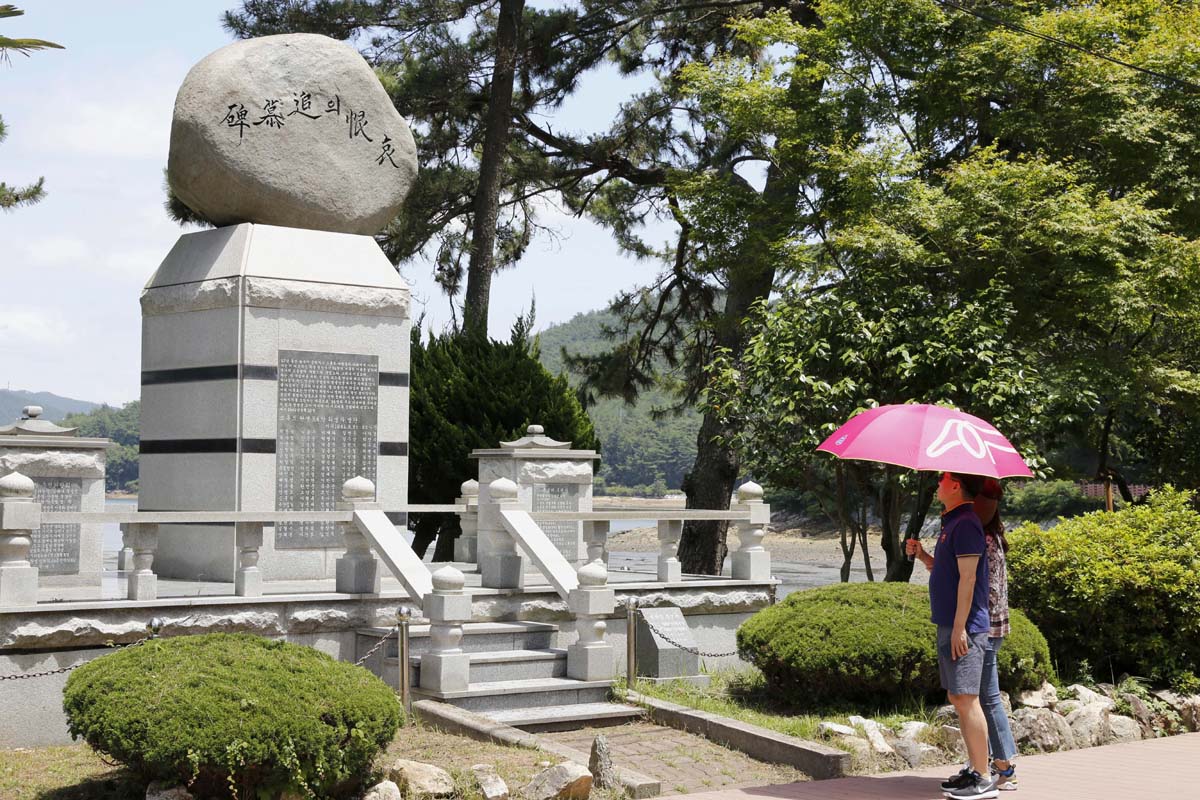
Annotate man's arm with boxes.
[952,555,980,659]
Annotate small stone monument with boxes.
[471,425,599,564]
[0,406,108,579]
[142,33,416,582]
[634,606,710,686]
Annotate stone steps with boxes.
[484,702,645,732]
[355,620,558,662]
[411,676,614,712]
[390,647,568,687]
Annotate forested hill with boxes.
[537,309,700,493]
[0,390,98,424]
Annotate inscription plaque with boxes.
[275,350,379,548]
[635,606,700,678]
[532,482,581,558]
[30,476,82,574]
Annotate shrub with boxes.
[1004,480,1105,520]
[737,582,1054,708]
[63,633,400,799]
[1008,487,1200,686]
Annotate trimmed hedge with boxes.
[737,582,1054,708]
[63,633,400,799]
[1008,487,1200,687]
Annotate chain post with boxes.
[625,596,637,690]
[147,617,163,639]
[397,606,412,714]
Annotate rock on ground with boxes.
[1068,684,1115,710]
[818,721,857,737]
[471,764,509,800]
[898,721,929,740]
[589,733,618,789]
[1108,714,1143,743]
[847,716,894,755]
[387,758,456,798]
[169,33,417,235]
[145,783,194,800]
[894,738,940,769]
[1065,704,1112,748]
[524,762,593,800]
[363,780,403,800]
[1011,707,1076,753]
[1017,681,1059,709]
[1121,693,1156,736]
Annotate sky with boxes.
[0,1,670,406]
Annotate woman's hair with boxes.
[976,478,1008,552]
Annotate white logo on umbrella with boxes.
[925,419,1018,464]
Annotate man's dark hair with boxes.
[950,472,986,499]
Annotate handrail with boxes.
[40,505,467,524]
[530,507,755,522]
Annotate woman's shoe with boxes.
[992,763,1017,791]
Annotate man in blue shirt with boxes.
[908,471,995,799]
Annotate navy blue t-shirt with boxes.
[928,502,990,633]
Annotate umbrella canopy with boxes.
[816,404,1033,479]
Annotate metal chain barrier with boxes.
[0,618,163,681]
[639,612,740,659]
[355,625,399,667]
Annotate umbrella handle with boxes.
[905,534,917,564]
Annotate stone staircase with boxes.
[356,620,643,731]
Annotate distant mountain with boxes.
[537,309,701,492]
[0,390,100,424]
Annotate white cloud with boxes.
[0,307,76,347]
[22,236,89,268]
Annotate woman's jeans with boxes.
[981,636,1018,762]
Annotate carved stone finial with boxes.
[0,471,35,499]
[460,478,480,498]
[527,424,544,435]
[21,406,42,419]
[489,477,519,500]
[341,475,376,500]
[578,559,608,587]
[432,565,465,593]
[737,481,764,502]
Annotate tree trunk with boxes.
[887,475,935,582]
[462,0,524,338]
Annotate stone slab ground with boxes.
[676,732,1200,800]
[542,722,808,796]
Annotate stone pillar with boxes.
[335,476,382,594]
[479,477,525,589]
[420,565,472,692]
[235,521,264,597]
[0,471,40,607]
[453,479,480,563]
[733,482,771,581]
[567,560,616,680]
[121,522,158,601]
[657,519,682,582]
[584,520,610,566]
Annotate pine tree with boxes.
[0,4,62,211]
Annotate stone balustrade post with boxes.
[121,522,158,601]
[235,521,264,596]
[657,519,682,582]
[567,559,617,680]
[420,565,472,692]
[733,481,771,581]
[335,476,382,594]
[452,479,480,563]
[0,471,41,607]
[479,477,525,589]
[583,520,610,566]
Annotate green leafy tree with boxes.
[62,402,141,492]
[409,311,600,559]
[0,4,62,210]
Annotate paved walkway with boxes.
[678,733,1200,800]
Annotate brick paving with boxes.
[541,722,808,796]
[676,732,1200,800]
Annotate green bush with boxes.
[1008,487,1200,686]
[63,633,400,799]
[737,582,1054,708]
[1005,480,1105,520]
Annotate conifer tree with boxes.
[0,4,62,211]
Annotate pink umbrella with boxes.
[816,404,1033,479]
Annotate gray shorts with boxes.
[937,626,989,696]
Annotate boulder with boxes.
[999,690,1013,716]
[589,734,618,789]
[898,721,930,740]
[1017,681,1059,709]
[1108,714,1143,743]
[893,738,940,768]
[818,721,858,737]
[471,765,509,800]
[1066,704,1112,748]
[387,758,456,798]
[1055,699,1083,716]
[1010,707,1076,752]
[145,784,193,800]
[168,33,417,235]
[834,735,872,759]
[524,762,593,800]
[934,704,958,722]
[848,716,894,755]
[363,780,404,800]
[1121,693,1156,735]
[1067,684,1115,710]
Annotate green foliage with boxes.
[1004,481,1106,521]
[1008,487,1200,684]
[62,402,140,492]
[410,316,599,557]
[1,5,61,210]
[737,583,1054,708]
[62,633,400,799]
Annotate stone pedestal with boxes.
[138,223,411,581]
[567,561,616,681]
[421,566,472,692]
[0,472,40,607]
[732,482,771,581]
[472,425,599,566]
